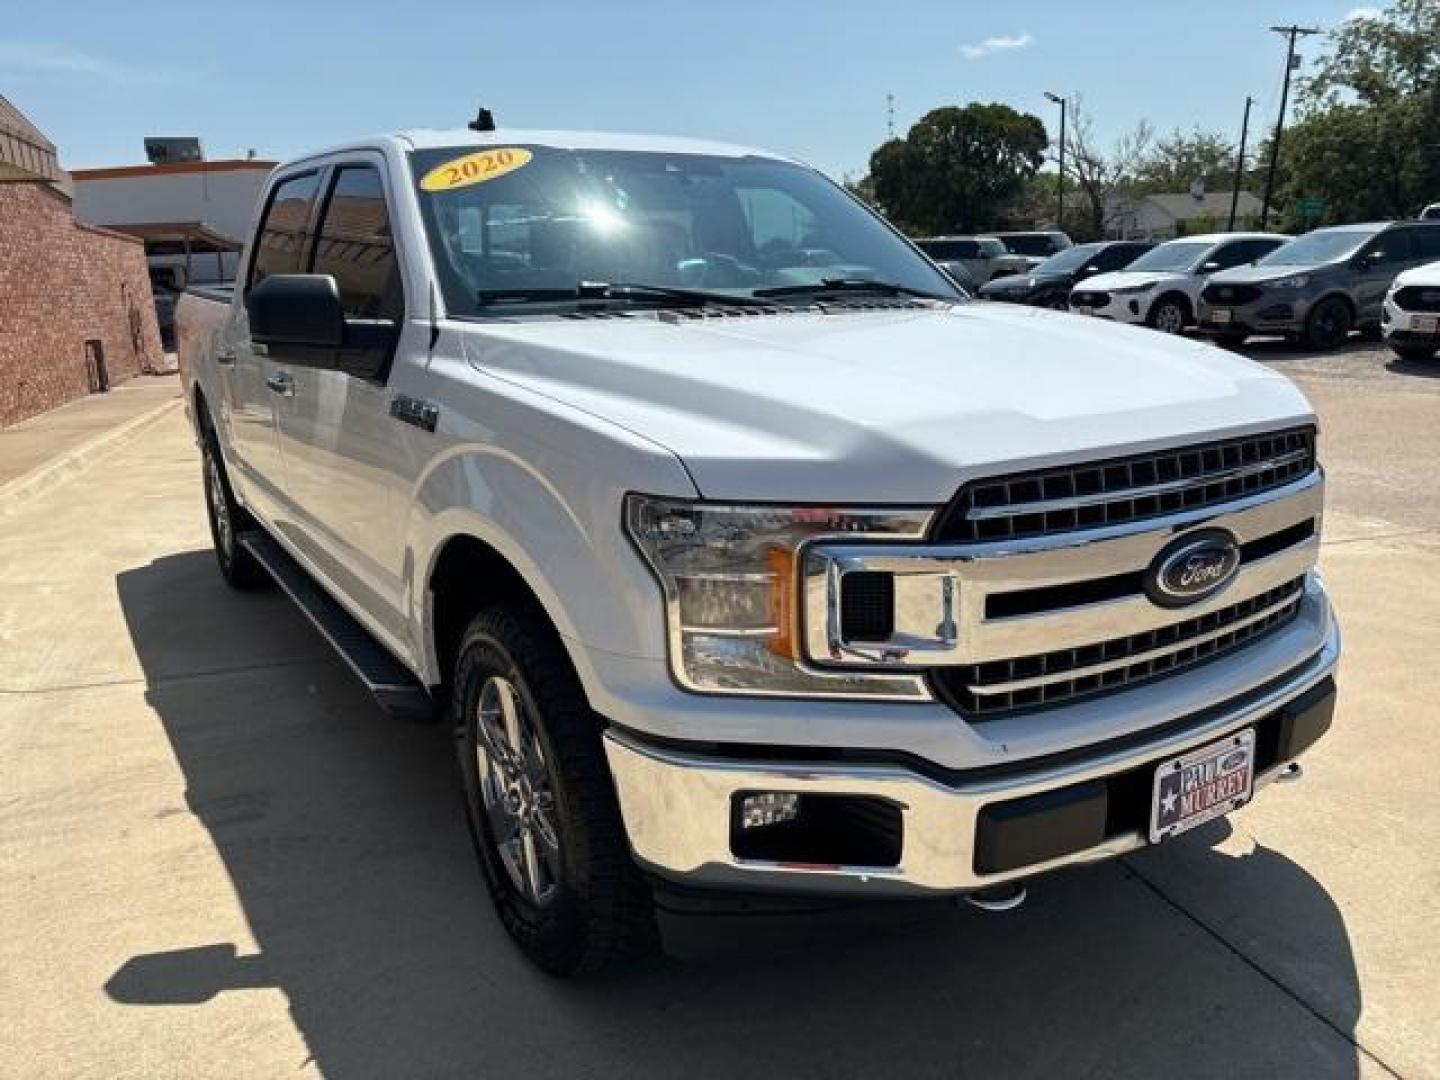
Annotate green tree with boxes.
[1133,128,1238,196]
[1301,0,1440,108]
[863,104,1048,234]
[1274,0,1440,226]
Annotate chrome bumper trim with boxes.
[603,618,1339,897]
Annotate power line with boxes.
[1260,24,1321,226]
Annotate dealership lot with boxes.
[1,341,1437,1078]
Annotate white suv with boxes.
[1070,233,1288,333]
[1383,259,1440,360]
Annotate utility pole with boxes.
[1228,95,1253,231]
[1260,24,1320,227]
[886,93,895,139]
[1044,92,1066,230]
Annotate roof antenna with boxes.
[468,107,496,133]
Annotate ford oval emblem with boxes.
[1144,529,1241,608]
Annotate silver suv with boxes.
[1198,221,1440,349]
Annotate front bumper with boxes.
[1070,294,1148,324]
[1198,291,1313,337]
[604,614,1338,898]
[1382,296,1440,341]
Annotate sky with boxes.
[2,0,1384,181]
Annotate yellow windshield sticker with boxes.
[419,148,533,192]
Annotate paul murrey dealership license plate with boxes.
[1149,729,1255,844]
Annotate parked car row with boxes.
[979,240,1154,308]
[913,236,1023,288]
[1071,233,1288,332]
[1196,220,1440,350]
[928,216,1440,360]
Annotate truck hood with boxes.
[1080,270,1186,292]
[459,302,1313,503]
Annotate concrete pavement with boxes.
[0,374,181,508]
[1,346,1436,1078]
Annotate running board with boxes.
[239,530,433,720]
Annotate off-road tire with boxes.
[454,605,657,975]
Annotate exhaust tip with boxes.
[1276,761,1304,783]
[963,883,1028,913]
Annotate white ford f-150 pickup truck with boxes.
[177,126,1339,975]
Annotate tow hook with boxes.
[1276,761,1304,783]
[962,882,1028,913]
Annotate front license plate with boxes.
[1210,308,1233,325]
[1149,729,1255,844]
[1413,314,1440,334]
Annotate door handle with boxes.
[216,347,236,367]
[265,370,295,396]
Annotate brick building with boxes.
[0,93,162,428]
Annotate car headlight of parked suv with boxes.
[1268,274,1312,289]
[624,494,928,697]
[1109,283,1154,295]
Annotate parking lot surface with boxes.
[1,340,1437,1079]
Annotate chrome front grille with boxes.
[931,577,1306,717]
[934,427,1316,543]
[801,438,1325,720]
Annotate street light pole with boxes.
[1261,24,1320,228]
[1045,92,1066,230]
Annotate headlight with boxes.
[1110,283,1154,295]
[624,495,931,697]
[1270,274,1311,289]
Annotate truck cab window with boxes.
[249,172,320,288]
[311,166,403,320]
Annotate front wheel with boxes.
[455,605,656,975]
[1147,297,1189,334]
[1304,297,1353,350]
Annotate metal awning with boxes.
[103,221,241,251]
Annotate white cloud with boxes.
[1342,6,1381,21]
[0,42,158,83]
[960,32,1034,60]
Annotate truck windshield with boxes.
[409,145,959,315]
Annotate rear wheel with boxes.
[201,432,267,590]
[1147,296,1189,335]
[1304,297,1353,350]
[455,605,656,975]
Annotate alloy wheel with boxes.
[474,675,562,906]
[1153,302,1185,334]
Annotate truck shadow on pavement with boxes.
[113,551,1365,1079]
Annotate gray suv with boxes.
[1198,221,1440,349]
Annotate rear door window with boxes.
[248,172,320,289]
[1359,230,1414,266]
[310,165,404,320]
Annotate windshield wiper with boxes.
[476,281,778,309]
[753,278,956,302]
